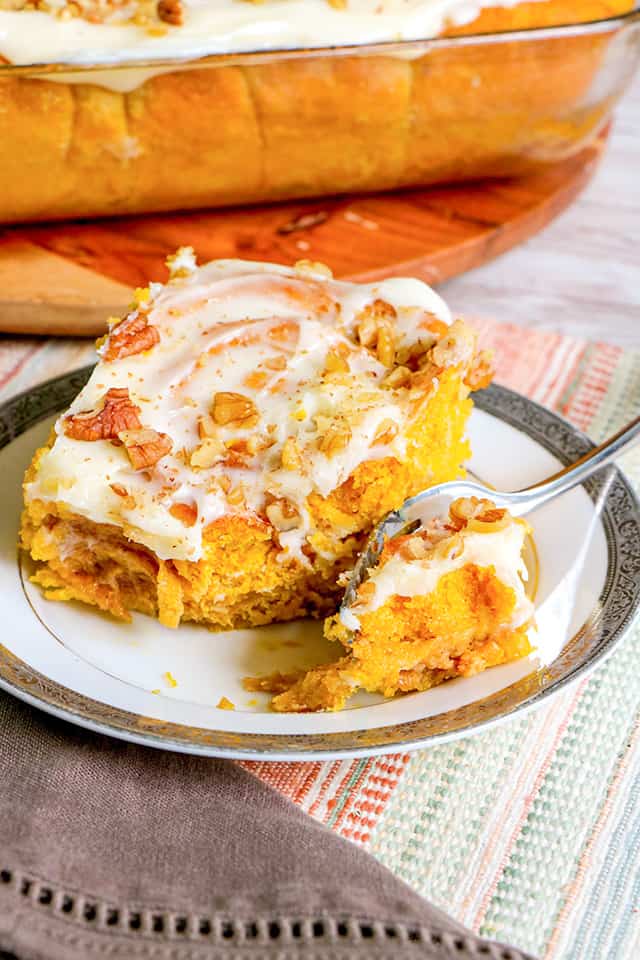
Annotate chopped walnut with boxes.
[119,428,172,470]
[103,313,160,362]
[265,497,301,532]
[169,502,197,527]
[211,391,259,428]
[63,388,142,442]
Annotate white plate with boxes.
[0,372,638,759]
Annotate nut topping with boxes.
[157,0,183,26]
[169,502,197,527]
[372,418,398,446]
[281,437,303,471]
[103,313,160,362]
[323,348,350,376]
[211,391,259,428]
[465,349,494,391]
[449,497,509,533]
[190,438,224,469]
[264,355,287,372]
[382,365,411,389]
[317,417,352,458]
[265,497,301,532]
[119,428,172,470]
[63,388,142,442]
[355,300,397,367]
[431,319,476,370]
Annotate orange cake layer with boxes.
[21,254,492,631]
[253,497,534,712]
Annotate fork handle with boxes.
[507,412,640,514]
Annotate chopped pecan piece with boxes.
[372,418,398,446]
[464,349,495,391]
[211,392,259,428]
[264,355,287,372]
[103,313,160,362]
[281,437,303,471]
[355,300,397,367]
[157,0,183,25]
[449,497,509,533]
[355,580,376,604]
[265,497,301,532]
[169,502,198,527]
[431,319,476,370]
[109,483,135,509]
[323,347,350,376]
[190,438,224,469]
[63,388,142,442]
[382,365,411,389]
[317,417,352,458]
[119,428,172,470]
[243,370,268,390]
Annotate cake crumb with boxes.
[163,671,178,688]
[217,696,236,711]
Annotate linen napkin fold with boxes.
[0,691,535,960]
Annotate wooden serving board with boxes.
[0,130,607,338]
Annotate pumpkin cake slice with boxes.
[20,252,492,632]
[257,497,535,712]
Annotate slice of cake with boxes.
[255,497,534,712]
[20,252,492,631]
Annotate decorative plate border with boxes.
[0,369,639,759]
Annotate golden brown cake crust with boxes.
[0,0,632,223]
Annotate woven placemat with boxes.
[2,319,639,960]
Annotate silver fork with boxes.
[340,411,640,615]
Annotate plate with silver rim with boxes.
[1,367,639,760]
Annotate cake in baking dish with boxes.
[0,0,633,223]
[251,497,534,712]
[20,252,494,632]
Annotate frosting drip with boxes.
[1,0,541,82]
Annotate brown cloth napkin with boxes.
[0,691,536,960]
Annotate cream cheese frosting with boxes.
[0,0,538,77]
[340,512,533,631]
[26,254,452,564]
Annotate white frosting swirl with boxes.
[26,256,451,563]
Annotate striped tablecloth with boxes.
[3,319,639,960]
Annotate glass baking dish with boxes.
[0,8,638,224]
